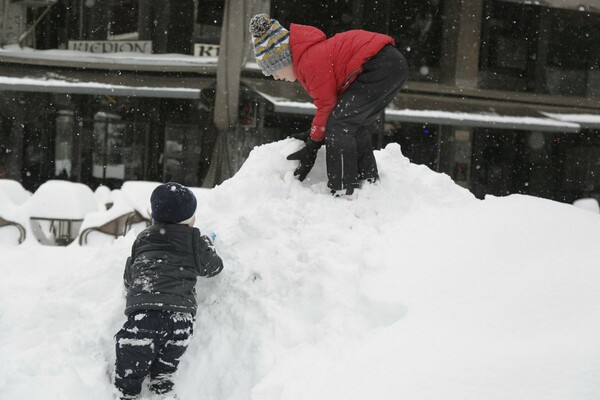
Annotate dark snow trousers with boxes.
[115,310,194,397]
[326,45,408,190]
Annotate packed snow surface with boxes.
[1,140,600,400]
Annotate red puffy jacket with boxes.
[290,23,394,142]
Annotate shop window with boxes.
[470,130,562,201]
[479,1,540,92]
[522,132,561,199]
[471,130,527,198]
[163,124,202,186]
[562,147,600,193]
[272,0,443,82]
[480,0,600,97]
[109,0,139,38]
[0,118,10,178]
[195,0,225,43]
[272,0,354,36]
[271,0,443,81]
[545,10,600,97]
[55,112,74,178]
[380,0,443,81]
[91,112,148,184]
[22,120,53,192]
[384,122,440,170]
[197,0,224,26]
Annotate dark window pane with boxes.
[109,0,139,36]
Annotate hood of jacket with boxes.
[289,23,326,66]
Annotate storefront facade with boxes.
[1,0,599,204]
[0,60,220,189]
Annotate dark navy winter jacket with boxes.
[123,223,223,316]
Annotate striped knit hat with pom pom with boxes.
[249,14,292,76]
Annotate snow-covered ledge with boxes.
[0,44,219,72]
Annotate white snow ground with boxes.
[1,140,600,400]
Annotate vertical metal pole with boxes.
[79,0,84,39]
[1,0,10,46]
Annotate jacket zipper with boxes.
[341,153,344,184]
[341,68,361,89]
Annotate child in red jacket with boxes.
[249,14,408,195]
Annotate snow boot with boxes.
[331,187,355,197]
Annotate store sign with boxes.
[194,43,220,57]
[68,40,152,54]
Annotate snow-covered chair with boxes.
[78,191,150,246]
[0,188,28,245]
[0,216,26,244]
[121,181,162,221]
[94,184,114,210]
[27,180,98,246]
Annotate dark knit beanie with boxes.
[249,14,293,76]
[150,182,197,224]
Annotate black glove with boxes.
[286,138,322,181]
[287,130,310,142]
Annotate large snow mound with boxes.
[1,140,600,400]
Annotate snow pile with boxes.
[1,140,600,400]
[573,198,600,214]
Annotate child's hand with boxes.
[288,130,310,142]
[287,138,322,181]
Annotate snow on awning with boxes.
[499,0,600,13]
[388,93,581,132]
[540,112,600,129]
[243,78,581,133]
[0,64,215,99]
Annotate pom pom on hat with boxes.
[249,13,273,38]
[249,14,293,76]
[150,182,197,224]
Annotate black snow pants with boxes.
[326,45,408,190]
[114,310,194,398]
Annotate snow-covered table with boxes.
[27,180,98,245]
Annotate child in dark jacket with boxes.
[114,182,223,399]
[249,14,408,195]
